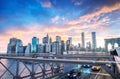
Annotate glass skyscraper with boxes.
[92,32,96,50]
[31,37,39,53]
[81,32,85,48]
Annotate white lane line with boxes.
[94,69,102,79]
[90,72,110,76]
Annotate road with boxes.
[52,67,112,79]
[51,58,113,79]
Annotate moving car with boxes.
[106,64,112,68]
[82,64,92,68]
[91,66,101,71]
[67,69,82,79]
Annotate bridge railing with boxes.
[0,56,64,79]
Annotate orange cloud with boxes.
[68,2,120,25]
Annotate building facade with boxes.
[31,37,39,53]
[81,32,85,48]
[92,32,96,50]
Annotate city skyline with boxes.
[0,0,120,52]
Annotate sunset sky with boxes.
[0,0,120,52]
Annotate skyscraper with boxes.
[68,37,72,45]
[86,41,91,50]
[92,32,96,50]
[7,38,18,54]
[25,43,31,54]
[61,40,65,54]
[56,36,61,42]
[52,41,61,54]
[38,44,44,53]
[49,37,52,43]
[16,39,23,54]
[7,38,24,54]
[31,37,39,53]
[42,34,49,44]
[81,32,85,48]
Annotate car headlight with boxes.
[67,74,70,76]
[73,74,76,77]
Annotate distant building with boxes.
[7,38,20,54]
[52,41,61,54]
[56,36,61,42]
[25,43,31,54]
[31,37,39,53]
[78,43,81,48]
[92,32,96,50]
[81,32,85,48]
[51,42,57,54]
[86,41,91,50]
[45,44,51,53]
[43,34,49,44]
[17,46,24,54]
[38,44,44,53]
[49,37,52,44]
[16,39,23,54]
[61,40,65,54]
[66,40,70,51]
[68,37,72,45]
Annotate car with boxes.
[82,64,92,68]
[67,69,82,79]
[106,64,111,68]
[91,66,101,71]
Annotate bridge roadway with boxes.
[0,53,120,79]
[114,56,120,73]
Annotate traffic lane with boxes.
[52,65,101,79]
[79,68,99,79]
[61,67,95,79]
[96,68,112,79]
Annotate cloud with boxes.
[40,0,52,8]
[67,2,120,26]
[51,16,59,23]
[74,1,82,6]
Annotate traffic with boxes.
[67,64,102,79]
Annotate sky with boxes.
[0,0,120,52]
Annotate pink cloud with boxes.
[74,2,82,6]
[40,1,52,8]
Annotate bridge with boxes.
[0,53,120,79]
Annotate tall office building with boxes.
[81,32,85,48]
[49,37,52,43]
[7,38,18,54]
[38,44,44,53]
[56,36,61,42]
[86,41,91,50]
[43,34,49,44]
[66,40,70,51]
[61,40,65,54]
[68,37,72,45]
[25,43,31,54]
[52,41,61,54]
[16,39,23,54]
[31,37,39,53]
[92,32,96,50]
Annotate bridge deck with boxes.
[114,56,120,73]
